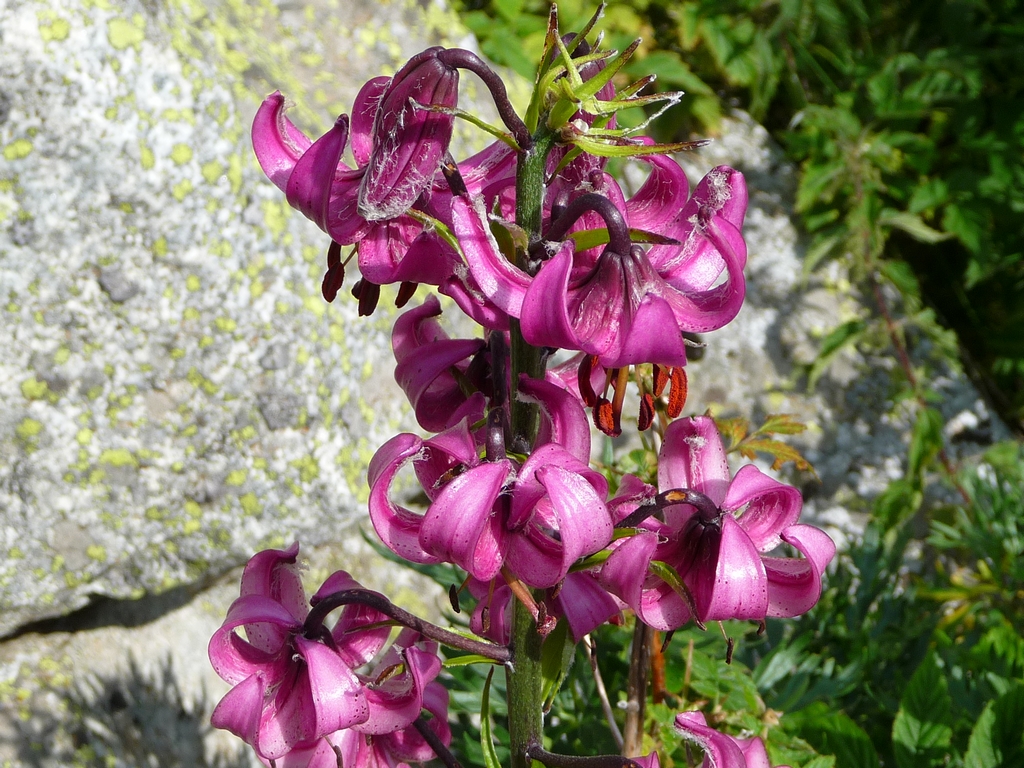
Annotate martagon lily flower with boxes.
[208,544,381,762]
[368,376,612,588]
[600,416,835,630]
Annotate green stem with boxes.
[507,126,556,768]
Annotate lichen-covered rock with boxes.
[0,0,477,638]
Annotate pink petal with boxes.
[419,460,512,581]
[209,595,301,683]
[673,711,748,768]
[351,77,389,167]
[240,542,307,625]
[470,579,514,644]
[379,681,452,762]
[659,417,731,507]
[286,114,350,229]
[519,245,583,352]
[556,572,621,641]
[210,673,264,746]
[454,195,529,316]
[296,635,369,734]
[601,530,691,631]
[625,154,691,233]
[725,465,803,552]
[367,433,440,565]
[765,524,835,618]
[314,571,393,668]
[252,92,312,191]
[601,291,689,368]
[736,737,773,768]
[689,515,768,623]
[517,375,591,462]
[357,644,440,735]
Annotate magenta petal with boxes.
[286,114,350,229]
[556,572,621,641]
[517,374,591,462]
[272,738,344,768]
[419,461,512,581]
[379,681,452,762]
[520,246,584,352]
[240,542,306,625]
[210,673,264,746]
[691,516,768,623]
[737,737,773,768]
[673,711,748,768]
[454,195,530,316]
[209,595,301,683]
[252,92,311,191]
[659,417,731,507]
[601,531,691,631]
[765,524,836,618]
[351,76,389,167]
[367,433,440,565]
[296,636,369,734]
[602,292,688,368]
[625,153,691,234]
[470,580,513,644]
[631,753,661,768]
[725,465,803,552]
[357,645,439,735]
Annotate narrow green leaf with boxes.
[879,209,953,244]
[443,654,502,668]
[480,668,503,768]
[908,408,944,479]
[540,618,575,708]
[808,320,866,389]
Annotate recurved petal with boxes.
[252,92,312,191]
[673,711,748,768]
[725,465,803,552]
[557,572,621,642]
[454,195,530,317]
[765,524,835,618]
[210,673,264,747]
[625,153,691,234]
[690,515,768,623]
[367,433,440,565]
[378,681,452,762]
[601,530,691,631]
[357,644,441,735]
[659,417,731,506]
[517,375,591,462]
[736,737,774,768]
[296,635,370,734]
[419,460,512,581]
[519,245,583,352]
[209,595,301,683]
[240,542,306,625]
[286,114,350,230]
[601,291,689,369]
[469,579,513,645]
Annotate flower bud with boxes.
[358,47,460,222]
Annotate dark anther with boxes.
[652,364,669,397]
[594,397,620,437]
[395,281,418,308]
[351,279,381,316]
[725,636,734,665]
[448,584,461,613]
[322,241,345,302]
[441,151,468,197]
[577,355,600,408]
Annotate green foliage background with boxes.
[439,2,1024,767]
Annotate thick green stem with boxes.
[507,127,556,768]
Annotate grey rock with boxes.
[98,267,141,303]
[256,392,302,430]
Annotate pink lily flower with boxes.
[600,416,835,630]
[367,377,612,588]
[674,711,789,768]
[251,86,459,289]
[454,160,749,367]
[208,544,383,762]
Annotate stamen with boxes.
[321,241,345,302]
[351,279,381,316]
[577,355,600,407]
[652,364,669,398]
[638,393,655,431]
[667,367,687,417]
[395,281,417,308]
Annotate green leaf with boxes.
[872,478,921,531]
[908,408,944,479]
[540,618,575,708]
[879,209,953,244]
[788,703,881,768]
[892,652,953,768]
[808,319,866,389]
[625,51,713,94]
[965,684,1024,768]
[879,260,921,301]
[480,668,503,768]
